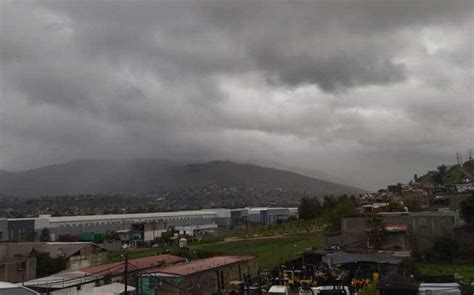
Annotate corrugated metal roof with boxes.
[323,251,403,265]
[0,242,102,258]
[153,256,256,276]
[23,271,96,289]
[81,254,185,275]
[46,210,217,223]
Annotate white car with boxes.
[268,285,290,295]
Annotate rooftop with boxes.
[40,209,217,222]
[81,254,185,275]
[153,256,256,276]
[23,271,97,290]
[0,282,39,295]
[323,251,404,265]
[0,242,104,258]
[91,282,136,294]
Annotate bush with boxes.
[298,197,323,220]
[328,198,358,231]
[32,250,67,277]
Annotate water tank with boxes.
[179,237,187,248]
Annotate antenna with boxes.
[469,149,472,161]
[456,153,460,165]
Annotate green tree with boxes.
[298,197,323,220]
[329,198,358,231]
[432,165,447,184]
[32,250,67,277]
[367,215,385,249]
[460,193,474,223]
[39,228,50,242]
[405,199,422,212]
[386,202,405,212]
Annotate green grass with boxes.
[418,262,474,281]
[418,164,466,184]
[443,165,466,183]
[197,218,325,243]
[190,233,324,269]
[108,248,177,262]
[107,219,326,266]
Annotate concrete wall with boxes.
[454,225,474,257]
[341,214,410,247]
[0,256,36,283]
[340,212,458,252]
[68,252,108,271]
[153,259,258,295]
[411,215,455,252]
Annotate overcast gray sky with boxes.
[0,0,473,190]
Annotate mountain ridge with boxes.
[0,159,366,197]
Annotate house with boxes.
[139,256,258,295]
[339,211,459,253]
[361,203,390,214]
[0,256,36,283]
[0,242,108,272]
[23,254,185,294]
[455,182,474,193]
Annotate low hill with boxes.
[0,159,365,197]
[417,159,474,184]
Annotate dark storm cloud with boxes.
[0,0,472,189]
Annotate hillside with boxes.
[418,159,473,184]
[0,159,365,197]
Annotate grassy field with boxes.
[107,248,163,262]
[107,218,326,266]
[190,233,324,269]
[418,262,474,280]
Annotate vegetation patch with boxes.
[190,233,324,269]
[418,262,474,281]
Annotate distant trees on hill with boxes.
[432,165,447,184]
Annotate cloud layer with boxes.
[1,0,473,189]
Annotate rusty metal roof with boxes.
[152,256,256,276]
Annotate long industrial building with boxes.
[1,207,298,242]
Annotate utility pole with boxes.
[124,253,128,295]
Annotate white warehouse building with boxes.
[3,207,298,242]
[33,210,219,240]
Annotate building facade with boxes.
[339,211,459,253]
